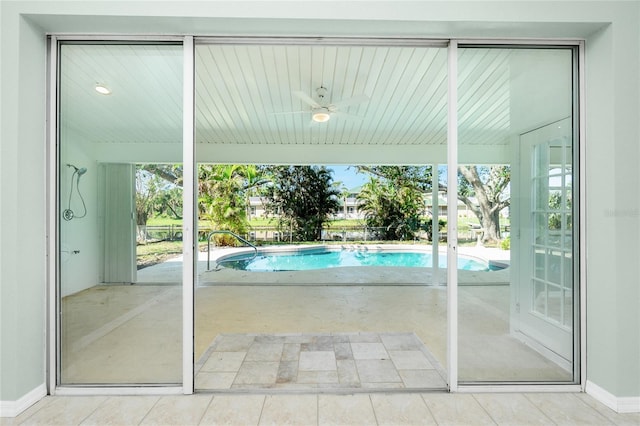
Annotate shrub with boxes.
[500,236,511,250]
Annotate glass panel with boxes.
[533,280,546,315]
[194,43,449,391]
[458,46,576,382]
[59,43,183,384]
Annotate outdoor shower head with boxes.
[67,164,87,176]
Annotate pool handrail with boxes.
[207,230,258,270]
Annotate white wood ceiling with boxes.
[60,42,520,150]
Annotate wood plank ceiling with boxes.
[60,42,512,149]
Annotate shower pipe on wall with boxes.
[62,164,87,221]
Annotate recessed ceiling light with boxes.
[95,83,111,95]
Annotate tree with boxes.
[457,165,510,244]
[135,167,182,226]
[198,164,267,240]
[355,164,510,244]
[264,166,340,241]
[356,166,433,192]
[357,176,425,240]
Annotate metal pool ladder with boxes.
[207,230,258,270]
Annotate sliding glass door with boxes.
[53,37,581,390]
[57,42,184,384]
[456,45,579,383]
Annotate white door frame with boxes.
[46,35,585,395]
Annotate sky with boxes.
[326,165,368,190]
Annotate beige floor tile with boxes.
[18,396,107,426]
[472,393,551,425]
[139,395,212,426]
[370,393,436,425]
[576,393,640,426]
[318,394,376,426]
[199,394,265,426]
[3,397,55,425]
[80,396,159,426]
[524,393,613,425]
[422,393,496,426]
[258,395,317,426]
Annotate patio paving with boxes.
[196,332,446,391]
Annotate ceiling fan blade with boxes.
[331,94,369,110]
[292,91,321,108]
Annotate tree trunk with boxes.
[481,208,501,243]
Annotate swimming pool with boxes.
[216,247,492,272]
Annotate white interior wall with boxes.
[584,19,640,402]
[59,130,100,297]
[0,13,48,404]
[1,0,639,411]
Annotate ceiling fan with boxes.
[273,86,369,123]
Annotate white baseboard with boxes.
[0,383,47,418]
[586,380,640,413]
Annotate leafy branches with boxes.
[263,166,340,241]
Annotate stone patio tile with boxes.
[276,361,298,384]
[196,372,236,389]
[245,343,284,361]
[281,343,300,361]
[389,350,433,370]
[337,359,359,384]
[356,359,402,383]
[349,332,381,343]
[399,369,446,388]
[297,370,339,384]
[254,335,287,344]
[284,334,314,343]
[331,335,350,343]
[301,335,334,351]
[334,342,353,360]
[361,382,404,389]
[351,342,389,360]
[201,351,246,372]
[299,351,336,371]
[233,361,279,385]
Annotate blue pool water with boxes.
[218,248,491,272]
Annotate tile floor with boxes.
[4,391,639,425]
[196,332,446,391]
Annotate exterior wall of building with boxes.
[1,0,638,412]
